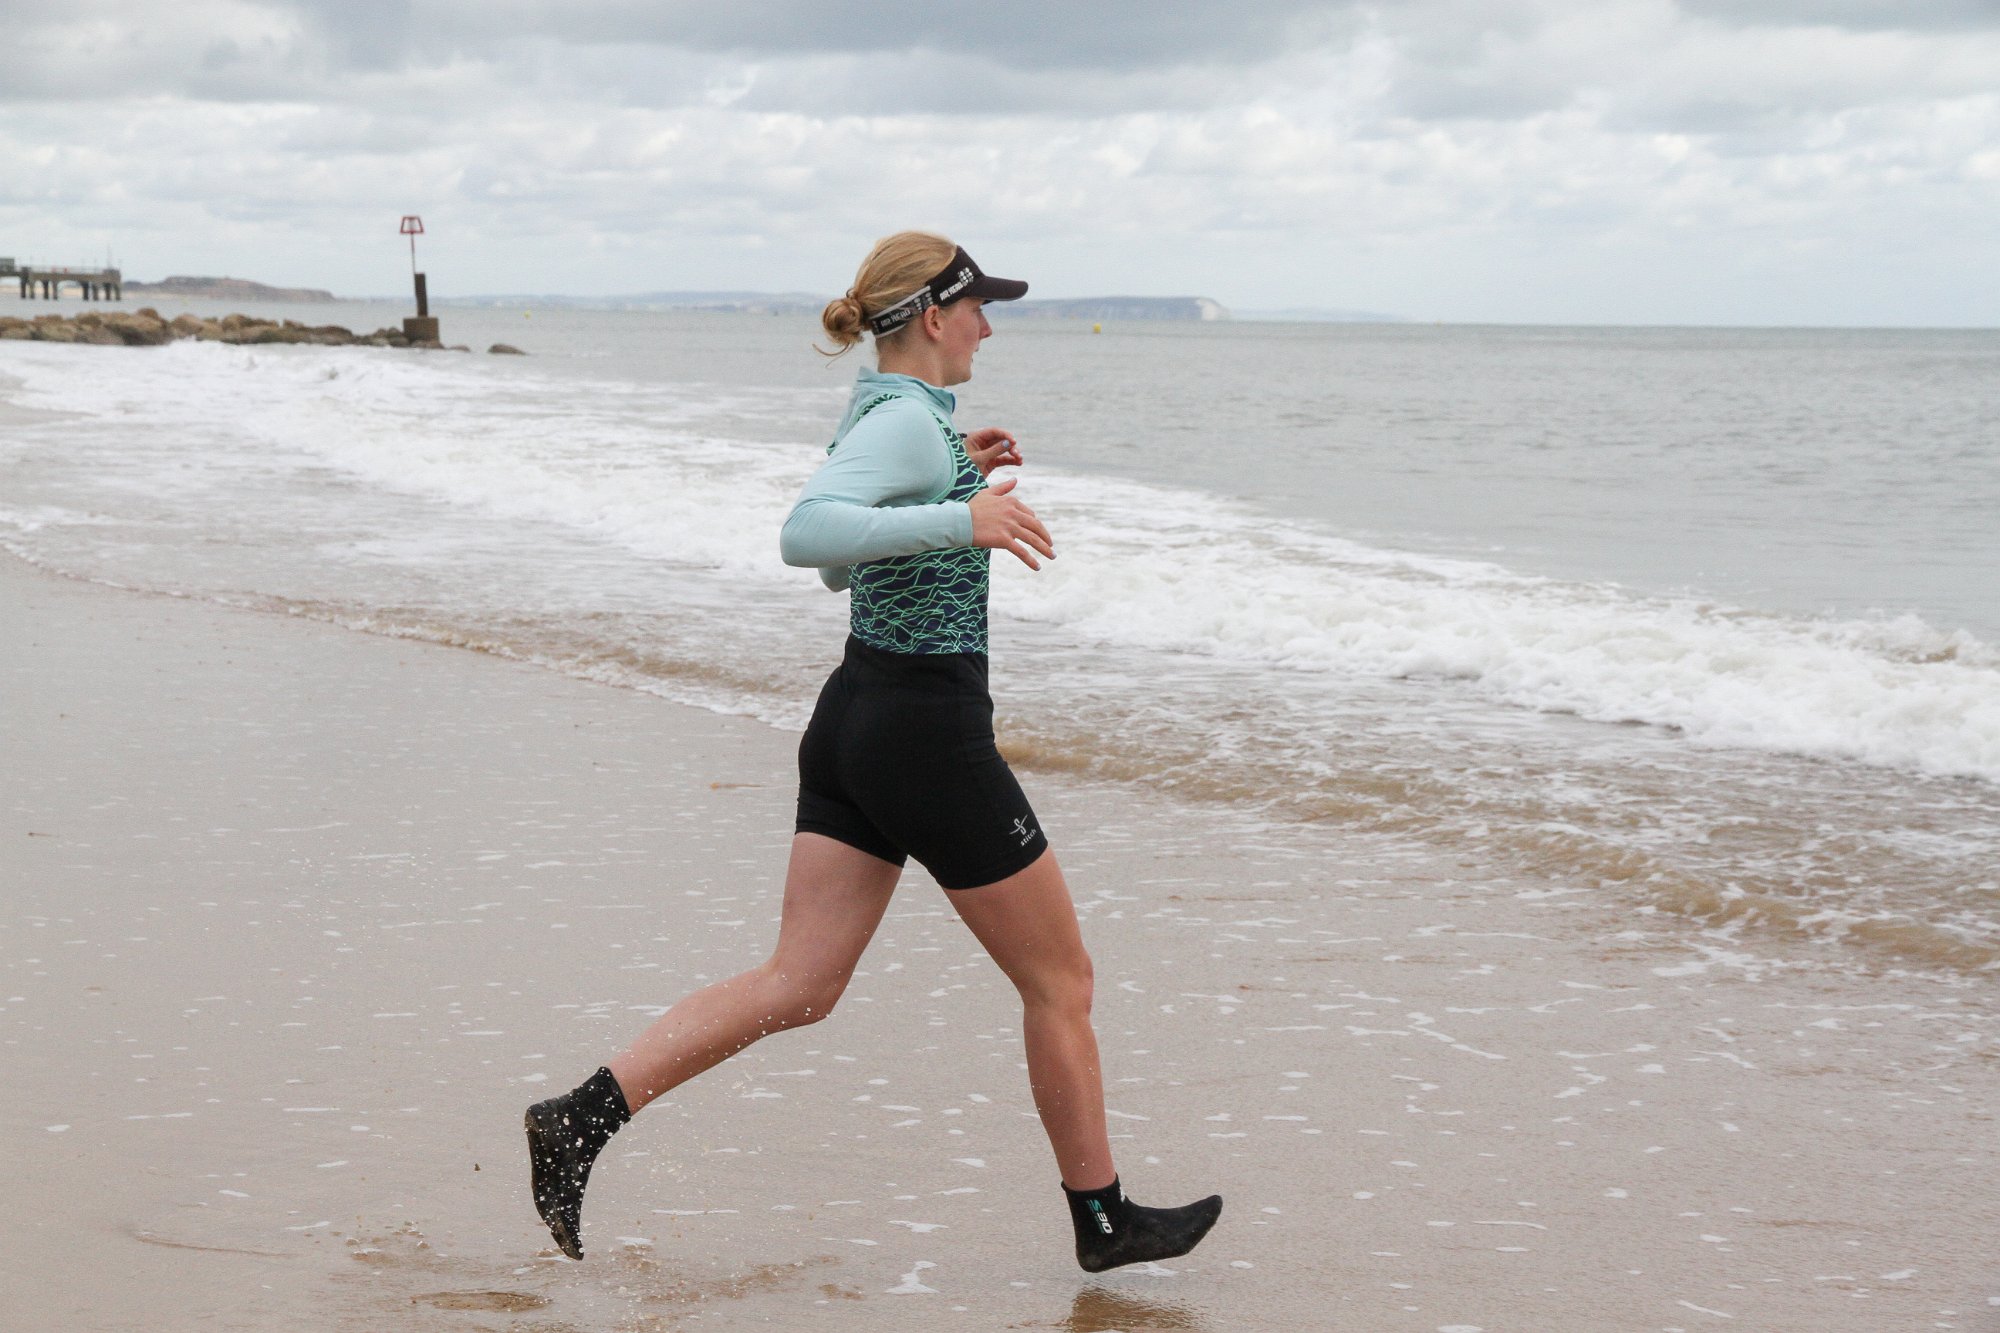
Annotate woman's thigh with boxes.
[943,848,1090,1004]
[767,832,905,989]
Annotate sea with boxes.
[3,296,1996,974]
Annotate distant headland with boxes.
[993,296,1228,322]
[441,291,1237,320]
[440,292,1407,322]
[123,275,337,303]
[64,279,1399,324]
[442,291,828,315]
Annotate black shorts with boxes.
[796,635,1049,890]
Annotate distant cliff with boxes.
[123,275,337,303]
[443,291,826,314]
[992,296,1229,322]
[444,292,1232,320]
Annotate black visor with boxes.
[868,247,1028,336]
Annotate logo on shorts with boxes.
[1011,816,1037,846]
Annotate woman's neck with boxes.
[874,342,953,388]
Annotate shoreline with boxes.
[4,551,1997,1330]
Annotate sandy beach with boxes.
[4,551,1997,1331]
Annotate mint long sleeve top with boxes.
[779,370,977,593]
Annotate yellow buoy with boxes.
[1092,322,1102,334]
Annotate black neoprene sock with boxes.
[524,1066,631,1260]
[1062,1176,1224,1273]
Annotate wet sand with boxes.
[4,552,1997,1331]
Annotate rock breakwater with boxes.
[0,308,498,351]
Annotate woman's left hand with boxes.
[964,427,1023,477]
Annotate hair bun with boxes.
[819,292,866,351]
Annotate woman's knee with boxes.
[1067,953,1096,1015]
[1022,947,1094,1016]
[754,961,849,1030]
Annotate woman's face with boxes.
[935,297,992,386]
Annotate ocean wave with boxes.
[979,459,1999,782]
[5,338,1996,785]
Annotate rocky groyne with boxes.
[0,307,515,352]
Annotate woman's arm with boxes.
[779,399,972,573]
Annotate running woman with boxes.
[526,231,1222,1273]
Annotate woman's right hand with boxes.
[969,477,1055,570]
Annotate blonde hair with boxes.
[818,230,957,358]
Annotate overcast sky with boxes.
[2,0,1995,325]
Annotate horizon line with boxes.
[11,285,1994,331]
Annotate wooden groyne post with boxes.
[399,216,439,343]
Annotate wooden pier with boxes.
[1,258,123,301]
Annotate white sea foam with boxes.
[1002,466,2000,782]
[4,339,1997,783]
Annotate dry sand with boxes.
[3,553,1997,1332]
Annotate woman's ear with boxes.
[921,305,947,340]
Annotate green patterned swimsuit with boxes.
[840,393,989,654]
[778,370,992,655]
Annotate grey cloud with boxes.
[11,0,1991,137]
[1374,67,1576,125]
[1359,1,1627,123]
[0,3,319,103]
[1676,0,2000,33]
[0,0,1363,106]
[1367,0,2000,138]
[0,3,1338,121]
[3,0,1996,326]
[717,51,1263,119]
[9,0,2000,129]
[287,0,420,73]
[314,0,1358,73]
